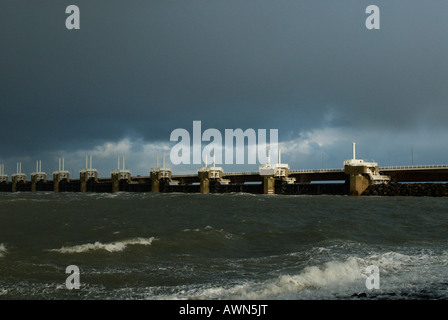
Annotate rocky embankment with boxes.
[362,182,448,196]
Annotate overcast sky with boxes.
[1,1,448,176]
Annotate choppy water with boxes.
[0,192,447,300]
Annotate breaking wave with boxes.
[49,237,157,254]
[152,249,448,300]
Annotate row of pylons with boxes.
[0,143,391,195]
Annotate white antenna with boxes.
[62,158,65,171]
[163,154,166,169]
[122,156,125,170]
[156,155,159,168]
[86,155,88,169]
[90,155,92,169]
[117,156,120,170]
[39,160,42,172]
[213,152,216,167]
[19,162,21,174]
[267,149,271,165]
[59,158,61,171]
[352,142,356,160]
[278,148,281,164]
[36,160,38,173]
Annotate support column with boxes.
[80,156,98,193]
[349,174,370,196]
[31,177,37,192]
[53,173,60,192]
[111,173,120,193]
[198,171,210,194]
[12,176,18,193]
[263,176,275,194]
[80,171,88,193]
[150,170,160,192]
[11,162,25,193]
[200,177,210,194]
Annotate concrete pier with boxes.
[31,160,46,192]
[80,155,98,192]
[198,170,210,194]
[150,169,160,192]
[259,149,293,194]
[11,162,26,192]
[198,157,210,194]
[262,176,275,194]
[198,154,226,194]
[0,164,8,184]
[111,156,131,192]
[53,158,70,192]
[344,142,390,196]
[150,155,172,192]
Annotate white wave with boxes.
[155,257,364,300]
[49,237,157,254]
[0,244,7,257]
[154,249,448,300]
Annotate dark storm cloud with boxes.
[1,1,448,161]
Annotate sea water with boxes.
[0,192,447,300]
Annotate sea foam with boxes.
[0,244,6,257]
[49,237,157,254]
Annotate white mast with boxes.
[352,142,356,160]
[267,149,271,165]
[90,155,92,169]
[278,148,281,164]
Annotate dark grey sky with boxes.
[1,1,448,175]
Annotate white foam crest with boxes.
[238,257,363,299]
[156,257,364,300]
[49,237,157,253]
[355,250,448,277]
[156,250,448,300]
[0,244,7,257]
